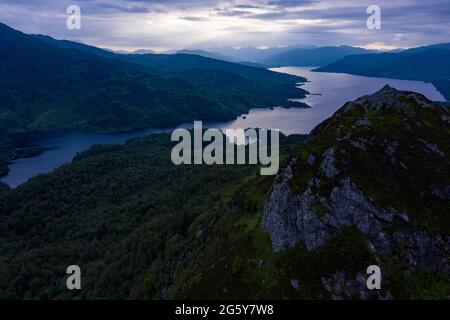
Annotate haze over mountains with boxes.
[187,46,314,63]
[114,45,376,67]
[185,42,450,101]
[261,46,376,67]
[29,26,450,105]
[175,45,377,68]
[316,43,450,101]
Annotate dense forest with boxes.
[0,136,13,176]
[0,21,309,179]
[0,104,448,299]
[0,20,448,301]
[0,22,307,134]
[0,132,312,299]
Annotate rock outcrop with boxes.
[262,86,450,298]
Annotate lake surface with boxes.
[1,67,446,187]
[211,67,446,135]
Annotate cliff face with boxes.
[263,86,450,299]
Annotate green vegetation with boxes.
[386,270,450,300]
[0,132,308,299]
[0,91,449,299]
[0,136,13,177]
[315,45,450,100]
[13,146,45,159]
[0,132,390,299]
[280,87,450,299]
[1,22,448,300]
[291,93,450,234]
[0,22,307,134]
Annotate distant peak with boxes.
[376,84,398,94]
[358,85,434,111]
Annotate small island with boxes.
[14,146,46,159]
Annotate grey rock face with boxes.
[307,154,316,166]
[262,86,450,299]
[262,168,449,272]
[431,185,450,200]
[364,85,432,111]
[350,138,369,151]
[384,140,399,164]
[355,119,370,127]
[320,148,339,178]
[290,279,300,290]
[418,139,445,157]
[321,271,393,300]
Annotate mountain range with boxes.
[0,22,310,177]
[0,22,307,135]
[315,44,450,101]
[261,45,376,67]
[200,45,314,62]
[0,19,449,300]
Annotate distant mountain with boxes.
[105,49,156,55]
[315,44,450,100]
[177,49,265,68]
[205,45,315,62]
[33,35,306,93]
[177,49,241,62]
[401,43,450,54]
[131,49,156,54]
[32,33,304,93]
[0,22,307,135]
[33,34,117,59]
[262,45,375,67]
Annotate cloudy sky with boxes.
[0,0,449,52]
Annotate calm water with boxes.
[210,67,446,135]
[1,67,446,187]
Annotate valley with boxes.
[1,67,445,187]
[0,11,449,302]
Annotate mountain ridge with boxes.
[0,22,307,135]
[263,85,449,298]
[262,45,376,67]
[315,45,450,101]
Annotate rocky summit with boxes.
[263,85,450,299]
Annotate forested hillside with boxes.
[1,87,448,299]
[0,132,306,299]
[315,45,450,100]
[0,23,307,134]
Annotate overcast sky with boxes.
[0,0,449,52]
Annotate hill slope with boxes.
[263,85,450,299]
[315,45,450,100]
[0,87,448,299]
[0,23,306,134]
[263,46,374,67]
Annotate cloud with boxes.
[0,0,448,51]
[96,3,151,13]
